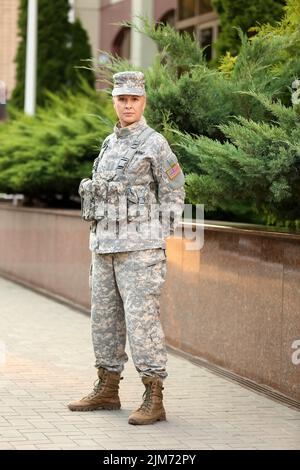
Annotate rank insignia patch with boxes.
[166,162,181,180]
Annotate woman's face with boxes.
[113,95,146,127]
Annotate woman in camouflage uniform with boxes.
[68,71,185,425]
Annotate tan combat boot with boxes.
[68,367,122,411]
[128,376,166,425]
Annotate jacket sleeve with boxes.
[92,135,111,179]
[150,134,185,239]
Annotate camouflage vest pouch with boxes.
[79,178,96,221]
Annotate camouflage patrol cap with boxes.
[112,71,146,97]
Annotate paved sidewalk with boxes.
[0,276,299,450]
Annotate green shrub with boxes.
[0,81,114,206]
[174,92,300,225]
[212,0,285,57]
[97,1,299,227]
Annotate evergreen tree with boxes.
[102,12,300,139]
[0,82,114,206]
[171,0,300,227]
[212,0,286,57]
[67,18,95,90]
[95,1,300,226]
[175,92,300,227]
[11,0,95,109]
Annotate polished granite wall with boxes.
[0,205,91,310]
[161,225,300,402]
[0,205,299,401]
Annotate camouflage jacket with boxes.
[89,115,185,253]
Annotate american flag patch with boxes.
[166,162,181,180]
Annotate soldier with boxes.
[68,71,185,425]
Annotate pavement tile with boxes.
[0,276,299,450]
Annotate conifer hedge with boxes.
[2,0,300,227]
[0,82,114,206]
[98,0,300,227]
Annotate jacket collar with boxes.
[114,115,147,139]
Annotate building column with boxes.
[130,0,157,68]
[0,81,6,121]
[24,0,38,116]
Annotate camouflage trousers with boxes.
[90,248,168,380]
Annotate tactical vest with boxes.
[80,126,156,223]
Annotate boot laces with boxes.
[83,377,104,399]
[138,385,152,413]
[138,383,164,413]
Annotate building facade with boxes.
[0,0,219,100]
[99,0,219,63]
[0,0,20,100]
[99,0,176,66]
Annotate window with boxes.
[178,0,196,20]
[196,22,219,60]
[180,25,196,38]
[198,27,213,61]
[160,9,176,28]
[198,0,213,14]
[178,0,213,19]
[112,27,131,59]
[176,0,219,60]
